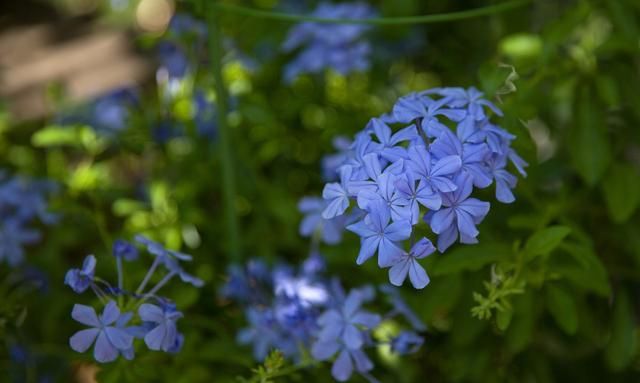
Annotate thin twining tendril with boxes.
[212,0,531,26]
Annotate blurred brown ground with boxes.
[0,1,151,121]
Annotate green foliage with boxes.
[2,0,640,382]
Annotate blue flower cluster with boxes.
[281,2,376,82]
[64,236,203,362]
[223,255,426,382]
[154,14,220,141]
[0,171,58,266]
[316,87,527,289]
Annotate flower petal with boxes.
[71,304,100,327]
[94,331,119,363]
[69,329,99,353]
[332,349,354,382]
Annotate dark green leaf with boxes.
[602,164,640,223]
[568,84,611,185]
[430,243,510,276]
[524,226,571,259]
[545,284,578,334]
[605,291,637,371]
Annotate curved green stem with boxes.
[212,0,530,25]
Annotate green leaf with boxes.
[496,306,513,331]
[524,226,571,259]
[568,84,611,185]
[545,284,578,334]
[605,291,637,371]
[554,242,611,297]
[430,243,510,276]
[32,125,81,147]
[506,291,535,353]
[602,164,640,223]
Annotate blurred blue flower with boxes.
[64,255,97,294]
[112,239,138,261]
[138,303,183,352]
[390,331,424,355]
[282,2,376,82]
[0,173,57,266]
[311,290,380,381]
[298,196,346,244]
[69,301,133,363]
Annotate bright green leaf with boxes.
[32,125,81,147]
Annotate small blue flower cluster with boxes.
[64,236,203,362]
[281,2,376,82]
[314,87,527,289]
[223,255,425,382]
[157,14,208,80]
[0,171,58,266]
[56,88,138,135]
[154,14,220,141]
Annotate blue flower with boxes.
[368,118,417,162]
[91,89,137,133]
[134,235,204,287]
[69,301,133,363]
[388,237,435,289]
[138,303,183,352]
[322,166,354,219]
[298,197,346,244]
[238,308,298,360]
[0,173,57,265]
[311,290,380,381]
[390,330,424,355]
[430,129,493,188]
[282,2,376,82]
[405,144,461,209]
[64,255,97,293]
[347,200,411,267]
[380,285,427,331]
[427,173,491,252]
[112,239,138,261]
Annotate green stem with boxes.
[207,1,241,262]
[212,0,530,25]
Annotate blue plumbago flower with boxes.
[226,256,426,381]
[0,173,57,266]
[346,199,411,267]
[311,290,380,382]
[390,330,424,355]
[90,89,138,133]
[388,237,435,289]
[281,2,376,82]
[69,301,133,363]
[138,303,183,352]
[379,285,427,332]
[113,239,138,261]
[64,255,97,294]
[66,236,201,362]
[134,235,204,288]
[298,196,346,245]
[318,87,526,288]
[426,173,490,252]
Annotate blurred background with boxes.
[1,0,640,382]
